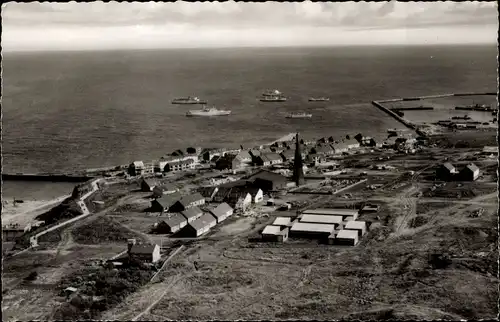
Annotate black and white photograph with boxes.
[1,1,498,320]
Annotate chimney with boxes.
[127,238,136,253]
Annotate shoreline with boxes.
[1,194,71,227]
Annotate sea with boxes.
[2,44,497,199]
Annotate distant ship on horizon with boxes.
[186,105,231,117]
[260,96,287,102]
[308,97,330,102]
[286,112,312,119]
[262,89,282,97]
[172,96,207,105]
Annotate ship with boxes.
[286,112,312,119]
[186,105,231,117]
[451,115,471,120]
[455,103,493,111]
[262,89,282,97]
[260,96,287,102]
[308,97,330,102]
[172,96,207,105]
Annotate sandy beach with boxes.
[1,195,71,227]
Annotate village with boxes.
[2,125,498,320]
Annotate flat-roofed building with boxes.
[290,222,335,238]
[344,221,367,237]
[335,229,359,246]
[261,225,289,242]
[272,217,292,227]
[184,213,217,237]
[300,214,343,226]
[302,208,359,220]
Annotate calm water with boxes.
[3,45,497,174]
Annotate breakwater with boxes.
[392,107,434,111]
[371,101,416,130]
[2,173,93,182]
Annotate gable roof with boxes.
[236,150,252,160]
[189,213,217,231]
[179,193,205,207]
[246,169,288,183]
[262,153,282,162]
[132,161,144,168]
[141,178,157,187]
[130,244,158,254]
[155,192,182,208]
[210,203,233,218]
[160,213,187,228]
[442,162,456,172]
[465,163,479,172]
[181,206,203,219]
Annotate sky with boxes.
[2,1,498,52]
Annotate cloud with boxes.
[2,1,498,51]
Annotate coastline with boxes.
[1,194,71,227]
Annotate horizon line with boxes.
[3,42,497,55]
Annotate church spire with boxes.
[293,132,305,186]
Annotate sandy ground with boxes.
[1,195,71,226]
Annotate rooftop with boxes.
[302,208,358,216]
[189,213,217,231]
[300,214,343,225]
[160,213,187,228]
[155,192,182,208]
[262,225,282,235]
[336,229,359,239]
[273,217,292,226]
[130,244,158,254]
[181,206,203,219]
[179,193,205,206]
[290,222,335,234]
[210,203,233,218]
[344,221,367,230]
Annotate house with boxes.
[128,161,145,176]
[128,240,161,263]
[198,186,219,201]
[183,213,217,237]
[459,163,480,181]
[181,206,204,223]
[164,159,195,172]
[335,229,359,246]
[345,138,360,149]
[436,162,457,181]
[215,152,251,170]
[235,150,252,164]
[140,178,157,192]
[332,142,349,154]
[209,203,234,223]
[306,153,324,164]
[316,137,327,144]
[150,192,182,213]
[311,144,335,156]
[246,169,288,192]
[280,149,296,162]
[245,187,264,203]
[152,183,179,198]
[155,213,188,233]
[255,152,283,166]
[169,193,205,212]
[261,225,289,242]
[199,148,226,162]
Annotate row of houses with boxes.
[436,162,481,181]
[154,203,234,237]
[261,208,369,245]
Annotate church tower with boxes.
[292,132,305,186]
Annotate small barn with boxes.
[209,203,234,224]
[150,192,182,213]
[181,206,204,223]
[156,213,188,234]
[128,243,161,263]
[184,213,217,237]
[170,193,205,212]
[140,178,157,192]
[261,225,289,242]
[436,162,457,181]
[459,163,480,181]
[344,221,367,237]
[335,229,359,246]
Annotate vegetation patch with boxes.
[71,216,145,245]
[54,262,155,320]
[36,198,82,225]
